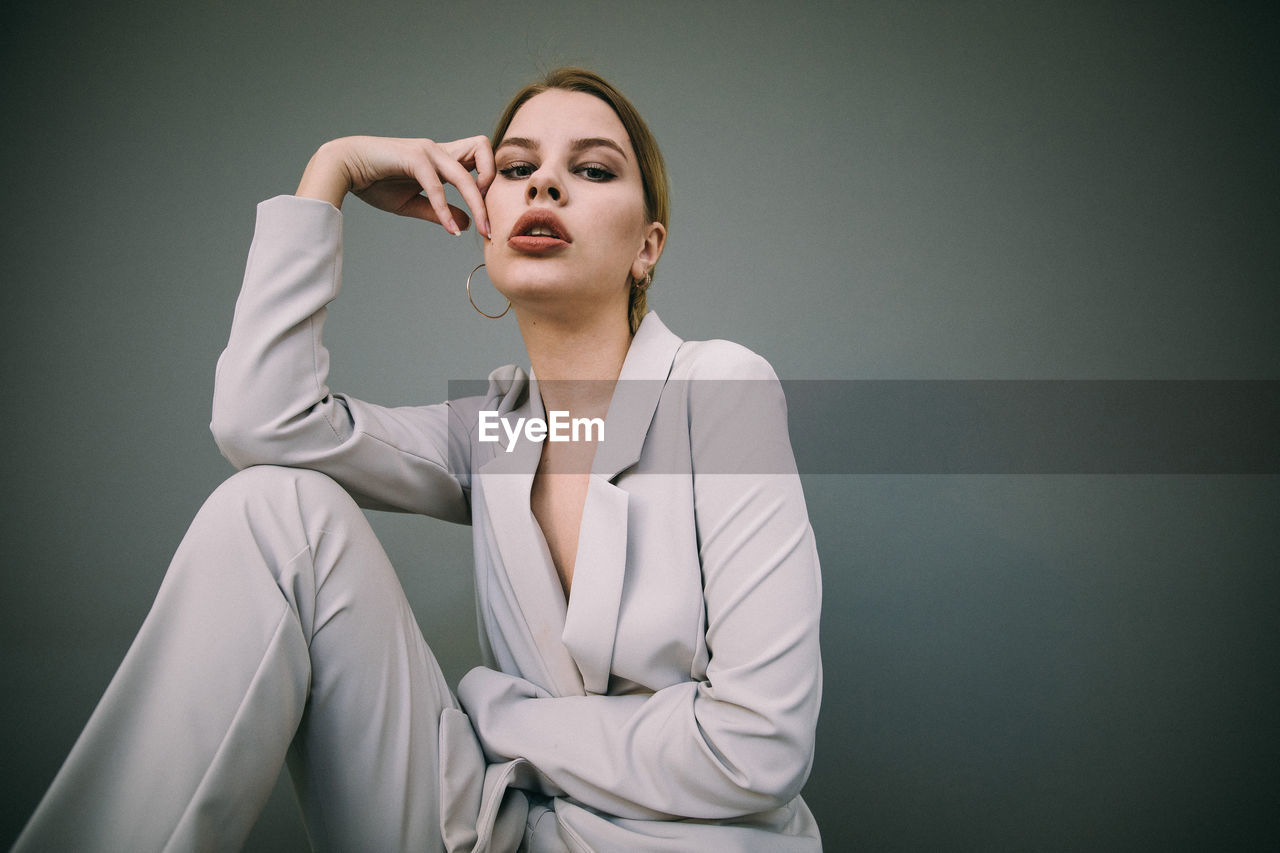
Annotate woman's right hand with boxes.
[295,135,494,237]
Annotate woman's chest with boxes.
[530,469,589,598]
[473,470,710,694]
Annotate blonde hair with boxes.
[492,68,670,334]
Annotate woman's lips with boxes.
[508,235,570,253]
[508,210,572,254]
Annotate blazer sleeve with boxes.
[210,195,470,522]
[458,348,823,820]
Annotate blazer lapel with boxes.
[477,380,585,698]
[560,476,628,694]
[562,312,684,693]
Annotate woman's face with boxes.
[483,89,664,318]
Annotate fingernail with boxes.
[448,218,460,235]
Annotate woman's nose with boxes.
[526,169,564,203]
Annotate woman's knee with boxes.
[188,465,366,553]
[167,466,382,613]
[204,465,355,514]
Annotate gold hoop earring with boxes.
[632,271,653,291]
[467,263,511,319]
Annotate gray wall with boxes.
[3,1,1276,849]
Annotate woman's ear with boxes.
[632,221,667,280]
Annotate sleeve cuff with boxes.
[252,194,342,244]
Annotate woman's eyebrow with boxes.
[494,136,628,160]
[495,136,536,154]
[570,137,628,159]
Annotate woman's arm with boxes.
[458,349,823,819]
[210,136,495,519]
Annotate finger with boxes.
[352,176,437,221]
[468,136,497,196]
[410,162,460,235]
[397,196,470,231]
[433,152,489,239]
[442,136,495,235]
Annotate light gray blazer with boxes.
[211,196,823,851]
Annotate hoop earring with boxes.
[467,263,511,319]
[632,271,653,291]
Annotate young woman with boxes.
[16,68,823,852]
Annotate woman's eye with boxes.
[498,163,535,179]
[577,165,616,182]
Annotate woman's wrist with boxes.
[296,140,352,209]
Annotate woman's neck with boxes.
[516,305,633,416]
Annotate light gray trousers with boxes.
[14,465,456,852]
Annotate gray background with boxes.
[2,0,1276,849]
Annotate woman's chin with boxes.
[491,270,579,304]
[489,265,628,319]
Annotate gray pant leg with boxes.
[14,465,454,853]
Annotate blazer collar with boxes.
[589,311,683,480]
[504,310,683,480]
